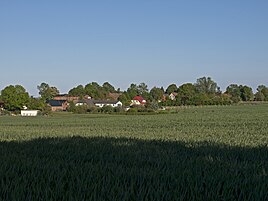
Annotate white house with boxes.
[21,110,39,116]
[169,92,178,101]
[130,96,146,106]
[93,100,122,108]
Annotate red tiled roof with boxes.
[132,96,146,104]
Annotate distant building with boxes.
[53,94,79,102]
[48,100,68,111]
[169,92,178,101]
[21,110,39,116]
[93,100,122,108]
[75,99,95,107]
[131,96,146,106]
[74,99,122,108]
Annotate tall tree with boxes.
[195,77,218,94]
[37,83,59,101]
[137,83,149,95]
[177,83,197,105]
[166,84,177,94]
[240,85,254,101]
[85,82,107,99]
[1,85,30,111]
[226,84,241,103]
[256,85,268,101]
[150,87,164,101]
[102,82,116,93]
[127,83,139,99]
[68,85,85,97]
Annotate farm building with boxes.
[48,100,68,111]
[53,94,79,102]
[21,110,39,116]
[75,99,95,107]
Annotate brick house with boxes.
[48,100,68,111]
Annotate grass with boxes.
[0,104,267,200]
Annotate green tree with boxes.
[195,77,218,94]
[177,83,197,105]
[28,97,45,110]
[68,85,85,97]
[256,85,268,101]
[255,91,265,101]
[240,85,254,101]
[127,83,139,99]
[1,85,30,111]
[103,82,116,93]
[85,82,107,99]
[137,83,149,96]
[37,83,59,101]
[225,84,241,103]
[166,84,177,94]
[150,87,164,102]
[118,92,130,106]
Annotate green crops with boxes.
[0,104,267,200]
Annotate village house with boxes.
[131,96,146,106]
[93,100,122,108]
[48,100,68,111]
[75,99,95,107]
[169,92,178,101]
[75,99,122,108]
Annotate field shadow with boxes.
[0,136,267,201]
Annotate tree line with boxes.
[0,77,268,113]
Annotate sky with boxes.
[0,0,268,96]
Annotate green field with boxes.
[0,104,268,200]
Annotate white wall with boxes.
[21,110,39,116]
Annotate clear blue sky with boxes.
[1,0,267,96]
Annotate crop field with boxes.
[0,104,268,200]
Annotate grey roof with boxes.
[93,100,120,104]
[76,99,95,106]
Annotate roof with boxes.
[132,96,146,103]
[108,93,122,100]
[170,92,178,96]
[48,100,67,107]
[76,99,95,106]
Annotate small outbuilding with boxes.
[21,110,39,116]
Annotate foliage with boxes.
[177,83,197,105]
[68,85,86,97]
[226,84,241,103]
[85,82,108,99]
[37,83,59,101]
[146,100,160,111]
[102,82,116,93]
[239,85,254,101]
[0,85,30,111]
[165,83,177,94]
[195,77,218,94]
[149,87,164,102]
[256,85,268,101]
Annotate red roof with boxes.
[132,96,146,104]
